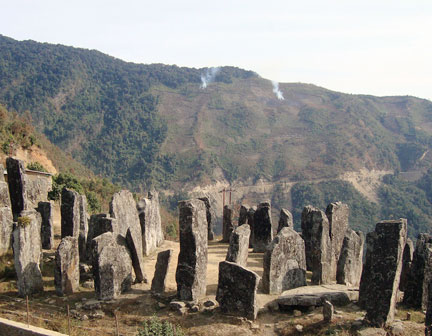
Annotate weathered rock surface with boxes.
[198,196,215,241]
[337,229,364,286]
[263,227,307,294]
[0,173,13,255]
[216,260,260,320]
[358,219,407,327]
[323,300,334,322]
[238,204,249,226]
[91,232,133,300]
[301,206,332,285]
[54,236,79,296]
[399,237,414,291]
[277,291,353,309]
[403,234,432,310]
[247,206,256,248]
[137,191,164,256]
[326,202,349,282]
[78,194,88,262]
[253,202,273,252]
[86,214,117,262]
[151,249,173,293]
[176,199,208,301]
[425,282,432,336]
[110,190,146,282]
[226,224,250,267]
[277,208,293,233]
[61,188,81,239]
[37,201,54,250]
[13,210,43,296]
[222,205,235,243]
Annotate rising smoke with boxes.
[272,81,284,100]
[201,67,220,89]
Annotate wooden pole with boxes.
[26,295,29,328]
[67,304,71,335]
[114,311,120,336]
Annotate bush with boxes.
[137,316,185,336]
[26,161,48,172]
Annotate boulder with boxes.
[323,300,334,322]
[151,249,173,293]
[175,199,208,301]
[54,236,79,296]
[277,208,293,233]
[222,205,235,243]
[253,202,273,252]
[216,260,260,320]
[337,229,364,287]
[198,196,215,241]
[277,291,353,309]
[226,224,250,267]
[358,219,407,327]
[37,201,54,250]
[262,227,307,294]
[13,210,43,296]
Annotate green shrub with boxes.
[17,216,31,227]
[26,161,48,172]
[137,316,185,336]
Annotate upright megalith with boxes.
[92,232,133,300]
[247,206,256,248]
[301,206,332,285]
[358,219,407,327]
[326,202,349,282]
[198,196,215,241]
[86,214,118,261]
[137,191,164,256]
[110,190,146,282]
[426,282,432,336]
[226,224,250,267]
[151,249,173,293]
[253,202,273,253]
[13,210,43,296]
[222,205,235,243]
[176,199,208,301]
[0,169,13,255]
[399,238,414,292]
[6,157,26,216]
[263,227,307,294]
[216,261,260,320]
[61,188,81,239]
[403,234,432,310]
[336,229,364,287]
[238,204,249,226]
[277,208,293,233]
[78,195,88,262]
[54,236,79,296]
[37,202,54,250]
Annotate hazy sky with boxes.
[1,0,431,100]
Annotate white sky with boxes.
[1,0,431,100]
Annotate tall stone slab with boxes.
[198,196,215,241]
[253,202,273,253]
[222,205,235,243]
[216,261,260,320]
[277,208,293,233]
[336,229,364,287]
[175,199,208,301]
[426,282,432,336]
[0,171,13,255]
[91,232,133,300]
[247,206,256,248]
[6,157,26,217]
[54,236,79,296]
[403,234,432,310]
[399,238,414,292]
[110,190,146,282]
[85,214,118,262]
[226,224,250,267]
[37,202,54,250]
[358,219,407,327]
[78,194,88,263]
[238,204,249,226]
[301,206,332,285]
[137,191,164,256]
[263,227,307,294]
[61,188,80,239]
[13,210,43,297]
[326,202,349,282]
[151,249,173,293]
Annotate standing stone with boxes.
[92,232,133,300]
[13,210,43,296]
[403,234,432,310]
[37,202,54,250]
[86,214,118,262]
[0,171,13,255]
[425,282,432,336]
[54,236,79,296]
[110,190,146,282]
[78,195,88,262]
[238,204,249,226]
[226,224,250,267]
[277,208,293,233]
[262,227,307,294]
[61,188,81,239]
[399,238,414,292]
[326,202,349,282]
[151,249,173,293]
[247,207,256,248]
[216,260,260,320]
[198,196,215,241]
[337,229,364,287]
[253,202,273,253]
[175,199,208,301]
[358,219,407,327]
[323,300,334,322]
[222,205,235,243]
[137,191,164,256]
[6,157,26,217]
[301,206,332,285]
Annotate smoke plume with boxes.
[272,81,284,100]
[201,67,220,89]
